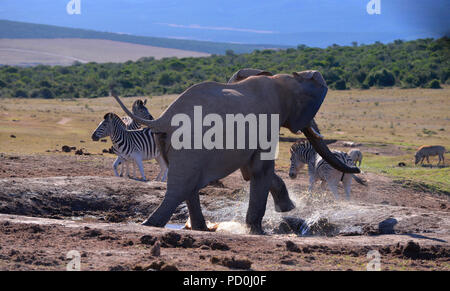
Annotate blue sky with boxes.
[0,0,448,46]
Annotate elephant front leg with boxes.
[270,173,295,212]
[246,159,274,235]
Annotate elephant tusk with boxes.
[310,126,324,139]
[297,126,324,139]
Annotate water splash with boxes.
[216,221,248,234]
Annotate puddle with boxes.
[165,223,185,230]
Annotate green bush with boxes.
[0,37,448,98]
[14,89,28,98]
[367,69,396,87]
[334,80,347,90]
[427,79,442,89]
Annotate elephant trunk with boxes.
[302,127,360,174]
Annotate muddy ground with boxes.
[0,153,448,270]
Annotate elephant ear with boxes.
[293,70,328,88]
[287,71,328,133]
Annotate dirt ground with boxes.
[0,153,449,271]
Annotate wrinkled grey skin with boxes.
[227,68,295,214]
[113,70,360,234]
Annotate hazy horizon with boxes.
[0,0,449,47]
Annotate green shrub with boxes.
[427,79,442,89]
[334,80,347,90]
[0,37,448,98]
[367,69,396,87]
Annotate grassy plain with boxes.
[0,87,448,192]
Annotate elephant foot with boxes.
[247,224,265,235]
[274,199,296,213]
[141,217,164,227]
[184,217,213,232]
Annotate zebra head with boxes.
[132,99,154,121]
[91,112,124,141]
[289,141,310,178]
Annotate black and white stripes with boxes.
[289,141,363,199]
[92,112,167,181]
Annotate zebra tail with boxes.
[352,174,367,186]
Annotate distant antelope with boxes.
[347,149,363,166]
[415,145,446,166]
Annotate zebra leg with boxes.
[162,168,168,182]
[186,193,208,231]
[426,155,430,164]
[124,159,130,178]
[319,180,327,191]
[307,168,316,192]
[343,174,352,200]
[155,154,168,182]
[113,157,121,177]
[132,160,137,178]
[326,177,340,199]
[135,158,146,181]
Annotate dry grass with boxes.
[0,87,448,191]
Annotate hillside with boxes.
[0,37,448,98]
[0,38,210,66]
[0,20,286,55]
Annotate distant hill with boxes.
[0,20,288,55]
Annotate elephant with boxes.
[112,70,360,234]
[227,68,322,134]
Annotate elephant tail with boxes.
[111,91,166,133]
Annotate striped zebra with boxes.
[347,149,363,166]
[415,145,446,166]
[289,141,366,199]
[91,112,168,181]
[116,99,155,176]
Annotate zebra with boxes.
[91,112,168,182]
[116,99,155,177]
[415,145,446,166]
[289,141,366,199]
[347,148,363,166]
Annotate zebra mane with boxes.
[104,112,127,126]
[290,140,310,153]
[132,99,154,121]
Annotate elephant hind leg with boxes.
[270,173,295,212]
[142,172,200,228]
[141,190,185,227]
